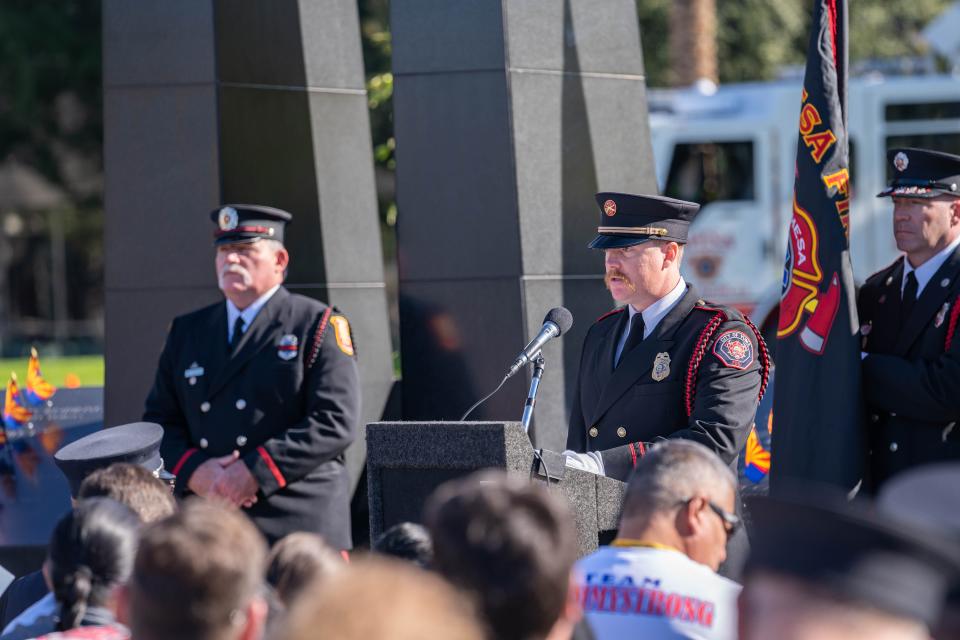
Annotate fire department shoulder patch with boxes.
[330,315,355,357]
[712,330,754,370]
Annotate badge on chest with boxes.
[184,362,204,386]
[277,334,299,361]
[652,352,671,382]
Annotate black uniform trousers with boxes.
[144,286,361,547]
[859,248,960,489]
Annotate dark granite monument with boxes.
[391,0,658,451]
[367,422,625,555]
[101,1,394,492]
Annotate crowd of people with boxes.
[0,434,956,640]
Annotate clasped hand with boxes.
[187,450,260,508]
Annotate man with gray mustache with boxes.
[564,193,768,578]
[143,205,360,548]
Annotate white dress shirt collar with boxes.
[226,284,281,341]
[902,233,960,297]
[630,275,687,338]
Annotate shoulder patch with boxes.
[595,308,625,323]
[712,329,754,370]
[330,315,355,357]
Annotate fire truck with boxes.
[648,72,960,345]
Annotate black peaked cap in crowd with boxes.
[746,492,960,628]
[588,193,700,249]
[54,422,166,496]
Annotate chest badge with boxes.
[935,302,950,328]
[184,362,204,386]
[277,335,299,361]
[652,352,671,382]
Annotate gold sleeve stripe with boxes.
[596,226,668,236]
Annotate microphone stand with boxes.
[520,354,546,434]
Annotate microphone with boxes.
[507,307,573,378]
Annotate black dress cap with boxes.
[54,422,165,497]
[745,492,960,627]
[588,193,700,249]
[878,148,960,199]
[210,204,293,246]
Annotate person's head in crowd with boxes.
[120,499,267,640]
[740,492,960,640]
[54,422,172,499]
[282,558,484,640]
[265,532,344,609]
[46,497,140,633]
[425,470,580,640]
[372,522,434,568]
[618,439,738,571]
[878,463,960,640]
[78,462,177,524]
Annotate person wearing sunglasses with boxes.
[575,440,741,640]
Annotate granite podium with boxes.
[366,421,626,555]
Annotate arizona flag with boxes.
[771,0,863,492]
[25,347,56,405]
[3,373,32,432]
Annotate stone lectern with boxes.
[366,421,626,555]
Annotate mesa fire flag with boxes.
[771,0,863,492]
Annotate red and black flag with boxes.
[771,0,863,492]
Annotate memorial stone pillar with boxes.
[102,0,393,489]
[392,0,658,449]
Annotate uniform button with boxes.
[200,402,211,413]
[236,435,248,447]
[236,399,247,410]
[870,414,879,423]
[199,438,208,449]
[890,412,897,417]
[617,427,627,438]
[889,442,898,452]
[589,427,599,438]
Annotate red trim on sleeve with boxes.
[628,443,637,468]
[172,448,198,476]
[340,550,350,563]
[946,296,960,350]
[637,441,646,457]
[257,446,287,489]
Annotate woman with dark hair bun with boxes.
[1,498,139,640]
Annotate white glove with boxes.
[562,450,605,475]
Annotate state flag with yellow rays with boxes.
[25,347,56,405]
[3,373,33,432]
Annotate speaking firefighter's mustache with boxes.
[605,270,636,292]
[219,264,253,288]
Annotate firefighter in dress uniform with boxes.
[563,193,769,576]
[859,148,960,489]
[144,205,360,547]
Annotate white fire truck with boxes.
[649,72,960,344]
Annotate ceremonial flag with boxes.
[3,373,32,432]
[25,347,56,405]
[771,0,863,492]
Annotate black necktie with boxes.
[230,316,245,349]
[902,271,918,321]
[617,313,646,367]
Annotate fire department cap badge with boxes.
[603,199,617,217]
[712,330,754,370]
[894,151,909,173]
[652,352,671,382]
[218,206,239,231]
[277,334,299,361]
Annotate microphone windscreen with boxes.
[543,306,573,335]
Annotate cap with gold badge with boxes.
[588,193,700,249]
[878,148,960,199]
